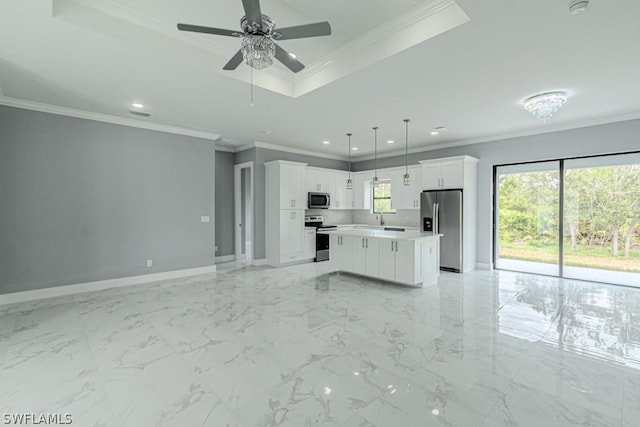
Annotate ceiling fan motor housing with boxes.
[241,14,275,35]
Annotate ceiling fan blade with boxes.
[273,22,332,40]
[241,0,263,28]
[177,23,242,37]
[274,43,305,73]
[223,50,244,70]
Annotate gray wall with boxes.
[215,151,235,257]
[0,106,215,294]
[353,118,640,266]
[237,147,348,260]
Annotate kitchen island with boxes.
[319,228,442,286]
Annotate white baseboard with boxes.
[0,265,217,305]
[476,263,493,271]
[252,259,267,266]
[215,255,236,263]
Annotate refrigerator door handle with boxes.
[432,203,437,233]
[434,203,440,234]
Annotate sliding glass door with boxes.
[563,153,640,286]
[495,161,560,276]
[495,152,640,287]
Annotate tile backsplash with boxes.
[305,209,354,225]
[305,209,421,228]
[352,209,420,228]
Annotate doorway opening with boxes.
[234,162,254,262]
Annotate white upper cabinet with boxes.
[277,162,306,209]
[390,165,422,210]
[305,167,334,194]
[440,160,464,189]
[352,172,371,210]
[332,171,353,210]
[420,156,473,190]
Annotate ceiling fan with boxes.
[177,0,332,73]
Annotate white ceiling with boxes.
[1,0,640,159]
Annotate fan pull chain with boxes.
[249,67,254,107]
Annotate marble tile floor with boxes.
[1,262,639,427]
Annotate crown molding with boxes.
[214,144,237,153]
[234,141,348,162]
[292,0,469,97]
[351,112,640,161]
[0,95,221,141]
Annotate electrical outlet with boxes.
[200,216,210,223]
[146,259,152,267]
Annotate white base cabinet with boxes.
[330,234,356,272]
[379,239,422,285]
[304,228,316,260]
[329,232,441,286]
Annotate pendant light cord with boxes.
[404,119,410,174]
[373,127,378,180]
[347,133,352,178]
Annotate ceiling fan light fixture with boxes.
[241,35,275,70]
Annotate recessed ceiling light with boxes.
[289,52,297,59]
[387,140,395,144]
[352,147,359,151]
[131,102,144,109]
[430,131,440,136]
[322,140,330,145]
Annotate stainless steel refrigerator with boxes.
[420,189,463,272]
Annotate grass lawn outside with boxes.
[499,241,640,273]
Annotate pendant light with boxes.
[346,133,353,189]
[372,126,379,184]
[403,119,411,186]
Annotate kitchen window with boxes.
[372,181,396,214]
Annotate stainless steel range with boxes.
[304,216,337,262]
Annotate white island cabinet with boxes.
[324,228,441,286]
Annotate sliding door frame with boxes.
[492,149,640,281]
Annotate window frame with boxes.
[371,180,396,214]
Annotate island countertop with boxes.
[318,228,442,241]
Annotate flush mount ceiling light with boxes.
[524,91,568,123]
[569,0,589,14]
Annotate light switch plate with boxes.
[200,216,210,223]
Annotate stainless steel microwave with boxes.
[308,192,330,209]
